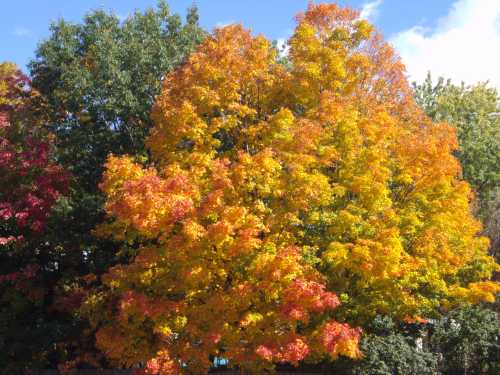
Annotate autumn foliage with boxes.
[0,61,68,268]
[87,3,499,374]
[0,62,71,370]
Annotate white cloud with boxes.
[360,0,382,22]
[391,0,500,89]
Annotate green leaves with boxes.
[431,305,500,375]
[30,2,205,177]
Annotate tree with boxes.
[86,3,499,373]
[0,62,70,372]
[318,316,438,375]
[346,334,437,375]
[414,75,500,259]
[30,0,205,169]
[431,305,500,375]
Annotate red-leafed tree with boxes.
[0,62,70,371]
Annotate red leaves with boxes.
[256,337,310,365]
[0,203,13,220]
[0,155,69,233]
[0,63,69,239]
[0,263,39,285]
[144,351,180,375]
[255,345,274,361]
[281,278,340,322]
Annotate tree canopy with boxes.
[0,62,70,372]
[86,3,499,374]
[30,0,205,189]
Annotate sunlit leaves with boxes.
[89,2,498,373]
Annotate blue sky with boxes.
[1,1,499,88]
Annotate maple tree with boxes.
[87,2,499,373]
[0,63,67,240]
[0,62,70,371]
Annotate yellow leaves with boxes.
[354,19,374,41]
[173,316,188,330]
[233,148,282,197]
[155,323,173,338]
[286,169,332,211]
[100,155,146,198]
[451,282,500,304]
[250,246,302,287]
[256,108,295,148]
[394,172,414,186]
[240,312,264,327]
[0,62,28,108]
[332,337,362,360]
[323,242,349,266]
[331,209,362,238]
[183,219,206,242]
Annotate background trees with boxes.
[28,0,204,277]
[411,75,500,375]
[30,1,204,186]
[431,305,499,375]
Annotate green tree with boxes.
[431,305,500,375]
[30,0,205,189]
[351,333,437,375]
[325,317,437,375]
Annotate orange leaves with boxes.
[101,156,196,238]
[149,24,280,167]
[320,322,362,360]
[296,2,360,32]
[142,350,180,375]
[99,155,147,198]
